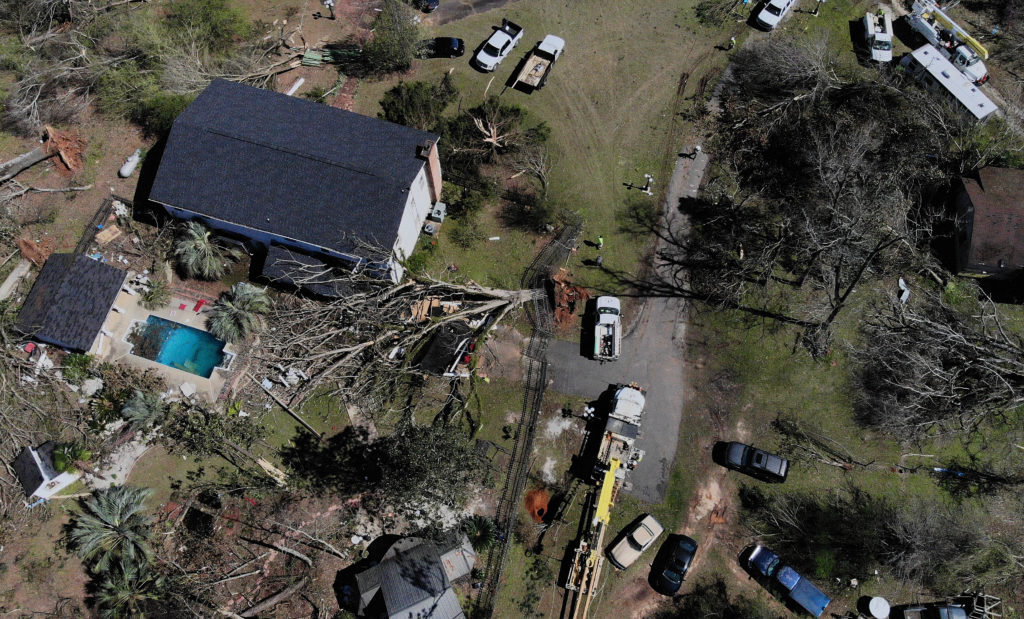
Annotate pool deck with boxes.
[90,289,234,403]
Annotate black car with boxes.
[723,441,789,483]
[416,0,440,12]
[650,535,698,595]
[417,37,465,59]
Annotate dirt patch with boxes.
[479,325,524,382]
[524,488,550,523]
[543,414,574,439]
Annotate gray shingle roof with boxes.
[12,447,43,497]
[16,254,126,351]
[149,79,439,257]
[355,538,470,619]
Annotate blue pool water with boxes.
[139,316,227,378]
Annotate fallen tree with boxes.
[256,259,541,415]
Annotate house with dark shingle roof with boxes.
[354,536,476,619]
[149,79,443,288]
[12,442,82,500]
[953,167,1024,278]
[15,253,127,352]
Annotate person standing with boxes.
[727,36,736,50]
[597,235,604,250]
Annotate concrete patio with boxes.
[89,286,234,402]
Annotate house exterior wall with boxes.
[160,206,365,268]
[390,167,434,282]
[952,179,976,274]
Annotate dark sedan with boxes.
[650,535,699,595]
[417,37,465,59]
[722,441,789,483]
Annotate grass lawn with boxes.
[352,0,732,291]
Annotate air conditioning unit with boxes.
[429,202,447,223]
[423,223,437,236]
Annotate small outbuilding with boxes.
[953,167,1024,278]
[15,253,127,352]
[354,536,476,619]
[12,442,82,500]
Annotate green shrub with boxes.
[166,0,251,53]
[442,183,487,220]
[132,93,194,136]
[63,353,93,384]
[362,0,418,75]
[303,86,329,102]
[94,61,159,118]
[379,75,457,131]
[53,444,92,473]
[450,219,485,249]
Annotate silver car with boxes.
[607,514,664,570]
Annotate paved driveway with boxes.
[546,150,708,503]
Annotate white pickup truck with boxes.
[514,35,565,90]
[474,19,524,72]
[593,296,622,362]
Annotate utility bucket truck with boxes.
[864,7,894,62]
[908,0,989,83]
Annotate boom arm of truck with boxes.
[916,0,989,59]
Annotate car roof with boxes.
[748,545,779,574]
[633,515,664,544]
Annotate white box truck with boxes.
[593,296,621,362]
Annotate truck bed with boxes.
[517,53,552,87]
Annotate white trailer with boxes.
[908,0,989,83]
[593,296,621,361]
[901,46,997,120]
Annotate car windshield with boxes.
[873,40,892,50]
[663,569,682,583]
[483,43,500,56]
[766,4,783,15]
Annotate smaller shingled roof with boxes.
[16,254,126,351]
[12,447,43,497]
[962,167,1024,270]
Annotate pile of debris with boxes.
[552,268,589,330]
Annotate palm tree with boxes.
[172,221,241,280]
[206,282,272,343]
[463,515,498,552]
[70,486,154,573]
[95,558,164,619]
[121,390,166,434]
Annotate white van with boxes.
[756,0,795,29]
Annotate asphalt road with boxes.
[546,149,709,503]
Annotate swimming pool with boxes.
[128,316,230,378]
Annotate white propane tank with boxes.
[869,597,891,618]
[118,149,142,178]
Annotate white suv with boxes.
[756,0,794,30]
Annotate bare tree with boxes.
[854,286,1024,435]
